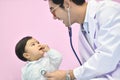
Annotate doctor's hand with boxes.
[45,70,66,80]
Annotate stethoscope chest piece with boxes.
[41,70,47,76]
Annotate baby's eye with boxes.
[31,43,35,46]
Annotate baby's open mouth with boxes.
[39,47,44,50]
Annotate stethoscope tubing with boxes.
[68,27,82,65]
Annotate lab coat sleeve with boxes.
[46,49,62,68]
[74,4,120,80]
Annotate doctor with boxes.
[45,0,120,80]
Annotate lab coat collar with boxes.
[84,0,98,23]
[82,0,99,35]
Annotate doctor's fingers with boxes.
[45,72,57,80]
[46,76,61,80]
[46,78,55,80]
[44,72,52,78]
[45,71,66,80]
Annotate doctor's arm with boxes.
[45,70,75,80]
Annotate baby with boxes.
[15,36,62,80]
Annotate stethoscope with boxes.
[67,7,82,65]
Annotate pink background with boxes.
[0,0,119,80]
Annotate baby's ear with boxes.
[23,52,30,59]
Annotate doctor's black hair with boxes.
[15,36,32,61]
[51,0,85,8]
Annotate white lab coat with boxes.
[21,49,62,80]
[73,0,120,80]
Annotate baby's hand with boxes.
[42,44,50,52]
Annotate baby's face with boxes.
[24,38,45,61]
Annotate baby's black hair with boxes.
[15,36,32,61]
